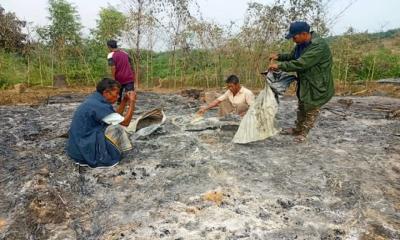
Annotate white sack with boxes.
[232,84,280,144]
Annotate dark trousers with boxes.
[294,101,320,136]
[118,82,134,104]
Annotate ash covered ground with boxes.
[0,91,399,240]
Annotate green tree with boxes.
[126,0,165,88]
[0,5,26,52]
[166,0,193,88]
[93,6,126,42]
[47,0,82,46]
[33,0,91,85]
[82,7,127,86]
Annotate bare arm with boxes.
[198,99,221,114]
[119,91,136,127]
[116,96,126,114]
[205,99,221,110]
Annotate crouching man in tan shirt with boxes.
[198,75,255,117]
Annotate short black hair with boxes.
[225,75,240,84]
[96,78,121,94]
[107,39,118,49]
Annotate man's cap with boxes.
[285,21,310,39]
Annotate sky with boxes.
[2,0,400,36]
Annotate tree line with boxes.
[0,0,399,89]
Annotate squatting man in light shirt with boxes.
[197,75,255,117]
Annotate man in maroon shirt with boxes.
[107,40,136,104]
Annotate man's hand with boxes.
[119,91,136,126]
[126,91,137,103]
[122,91,130,102]
[269,53,278,61]
[268,63,279,71]
[197,106,207,115]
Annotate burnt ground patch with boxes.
[0,93,399,239]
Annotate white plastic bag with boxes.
[232,83,280,144]
[102,113,124,125]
